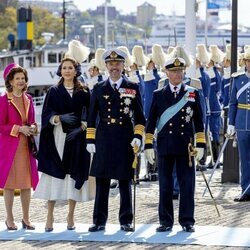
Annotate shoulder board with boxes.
[189,78,202,90]
[231,71,245,78]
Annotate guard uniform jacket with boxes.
[86,78,145,180]
[145,83,205,156]
[229,71,250,131]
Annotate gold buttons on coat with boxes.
[169,131,172,134]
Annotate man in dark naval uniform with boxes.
[144,57,206,233]
[86,48,146,232]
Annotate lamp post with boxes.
[81,24,96,50]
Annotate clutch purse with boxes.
[28,135,38,159]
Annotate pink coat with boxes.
[0,92,39,189]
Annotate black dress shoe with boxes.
[156,225,172,232]
[120,224,133,232]
[88,224,105,232]
[234,194,250,202]
[182,225,195,232]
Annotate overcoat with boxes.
[0,92,39,189]
[38,84,90,189]
[87,78,145,180]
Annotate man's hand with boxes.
[130,138,141,148]
[195,147,204,161]
[227,125,235,136]
[66,127,83,142]
[86,143,96,154]
[144,149,155,165]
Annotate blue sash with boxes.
[157,87,195,133]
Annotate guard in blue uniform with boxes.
[227,49,250,202]
[144,57,206,233]
[86,48,146,232]
[206,45,224,166]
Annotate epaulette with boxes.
[189,78,202,90]
[231,71,245,78]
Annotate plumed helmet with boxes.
[167,46,174,54]
[168,46,193,67]
[243,47,250,60]
[95,48,106,72]
[152,44,168,68]
[209,45,225,64]
[196,44,210,65]
[132,45,149,67]
[67,40,90,63]
[117,46,134,68]
[224,44,231,61]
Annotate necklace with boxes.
[12,92,23,97]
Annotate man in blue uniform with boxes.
[86,48,146,231]
[227,48,250,202]
[144,57,206,233]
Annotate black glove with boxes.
[66,127,83,142]
[59,113,78,126]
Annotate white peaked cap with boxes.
[117,46,134,67]
[95,48,106,72]
[132,45,149,67]
[67,40,90,63]
[152,44,168,68]
[224,44,231,61]
[168,46,193,67]
[209,45,225,64]
[196,44,210,65]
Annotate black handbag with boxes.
[28,135,38,159]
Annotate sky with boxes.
[66,0,250,27]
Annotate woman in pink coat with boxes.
[0,64,39,230]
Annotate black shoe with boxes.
[88,224,105,232]
[172,194,179,200]
[110,182,118,189]
[156,225,172,232]
[234,194,250,202]
[196,165,207,171]
[120,224,133,232]
[182,225,195,232]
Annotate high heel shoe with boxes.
[45,217,54,232]
[5,221,17,230]
[22,219,35,230]
[67,216,75,230]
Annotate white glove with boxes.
[86,143,96,154]
[195,147,204,161]
[144,149,155,165]
[227,125,235,136]
[130,138,141,148]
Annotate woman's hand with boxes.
[19,126,34,136]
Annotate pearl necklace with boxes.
[12,92,23,97]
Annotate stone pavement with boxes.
[0,157,250,250]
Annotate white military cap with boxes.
[209,45,225,64]
[164,57,186,70]
[102,48,127,62]
[67,39,90,63]
[196,44,210,65]
[132,45,149,67]
[152,44,168,68]
[117,46,134,67]
[168,46,193,67]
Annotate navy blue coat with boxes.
[87,78,145,180]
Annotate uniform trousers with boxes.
[237,131,250,195]
[93,177,133,226]
[158,154,195,227]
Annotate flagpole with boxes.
[104,0,108,49]
[205,0,208,47]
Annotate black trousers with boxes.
[158,154,195,227]
[93,177,133,226]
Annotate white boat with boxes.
[0,39,91,127]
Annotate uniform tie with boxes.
[112,83,118,92]
[173,86,178,98]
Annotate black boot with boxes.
[208,141,221,169]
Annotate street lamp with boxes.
[81,24,96,50]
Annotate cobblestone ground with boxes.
[0,166,250,249]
